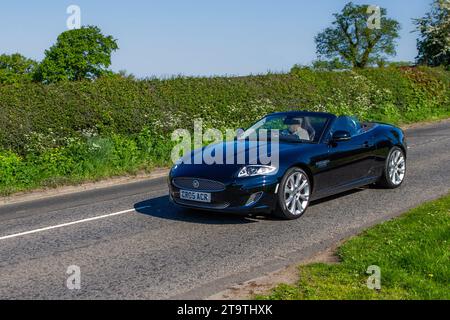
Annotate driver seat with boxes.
[302,117,316,141]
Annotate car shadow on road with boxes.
[310,187,365,206]
[135,187,368,224]
[134,196,258,225]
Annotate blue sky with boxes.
[1,0,431,78]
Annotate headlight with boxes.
[237,165,277,178]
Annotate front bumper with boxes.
[169,176,279,214]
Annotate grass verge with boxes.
[257,194,450,300]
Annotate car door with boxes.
[319,116,375,192]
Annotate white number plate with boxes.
[180,190,211,203]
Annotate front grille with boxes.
[172,178,226,192]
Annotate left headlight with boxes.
[237,165,277,178]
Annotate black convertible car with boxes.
[169,111,407,220]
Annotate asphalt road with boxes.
[0,120,449,299]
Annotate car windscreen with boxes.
[239,114,329,143]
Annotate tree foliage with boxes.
[315,2,400,68]
[0,53,37,84]
[415,0,450,69]
[34,26,118,83]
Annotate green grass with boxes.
[257,194,450,300]
[0,131,174,196]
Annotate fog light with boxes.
[245,192,263,206]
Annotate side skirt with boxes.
[311,176,379,202]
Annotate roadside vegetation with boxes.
[0,1,449,195]
[0,67,449,195]
[257,194,450,300]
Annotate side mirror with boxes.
[332,130,351,142]
[236,128,245,139]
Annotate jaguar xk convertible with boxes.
[168,111,407,220]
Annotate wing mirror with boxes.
[331,130,351,142]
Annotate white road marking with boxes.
[0,206,151,241]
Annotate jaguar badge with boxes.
[192,180,200,189]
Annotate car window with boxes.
[330,116,363,137]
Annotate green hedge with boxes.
[0,67,449,194]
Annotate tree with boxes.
[0,53,37,84]
[315,2,400,68]
[35,26,118,83]
[414,0,450,69]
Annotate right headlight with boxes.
[237,165,277,178]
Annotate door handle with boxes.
[363,141,371,148]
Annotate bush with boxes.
[0,67,448,194]
[1,67,449,154]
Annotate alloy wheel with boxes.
[283,172,310,216]
[388,149,406,186]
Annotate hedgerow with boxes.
[0,67,448,194]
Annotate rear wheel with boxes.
[275,168,311,220]
[377,147,406,188]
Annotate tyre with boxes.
[377,146,406,189]
[275,167,311,220]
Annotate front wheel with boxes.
[274,168,311,220]
[377,147,406,188]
